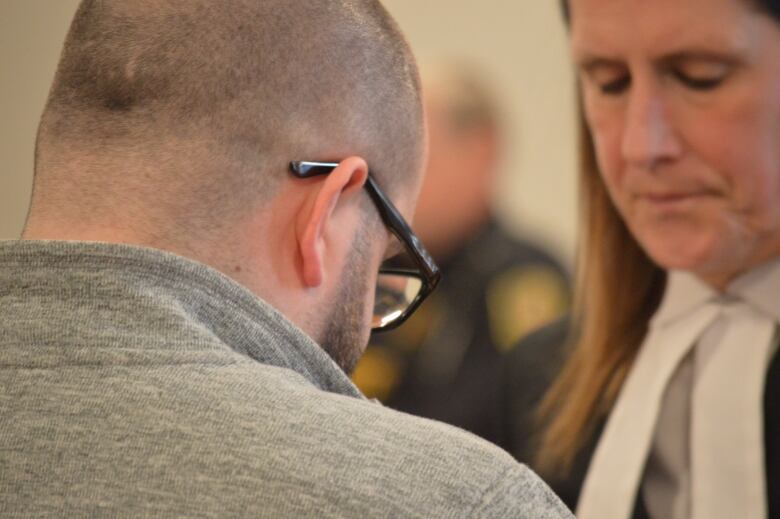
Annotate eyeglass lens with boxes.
[372,274,423,329]
[371,232,424,329]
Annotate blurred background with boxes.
[0,0,578,263]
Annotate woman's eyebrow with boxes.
[657,50,741,67]
[575,55,624,72]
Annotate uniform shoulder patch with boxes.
[351,346,404,402]
[486,265,569,352]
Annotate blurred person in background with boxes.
[504,0,780,517]
[353,62,570,446]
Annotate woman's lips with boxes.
[645,192,701,202]
[635,190,717,209]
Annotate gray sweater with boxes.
[0,240,572,518]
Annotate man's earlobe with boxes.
[297,157,369,288]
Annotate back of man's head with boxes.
[28,0,423,250]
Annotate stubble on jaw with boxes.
[319,228,374,375]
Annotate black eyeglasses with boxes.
[290,161,440,332]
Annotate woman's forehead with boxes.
[568,0,763,59]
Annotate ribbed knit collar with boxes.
[0,240,364,399]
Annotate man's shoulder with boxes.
[254,362,514,462]
[284,386,572,517]
[167,362,572,517]
[1,357,571,517]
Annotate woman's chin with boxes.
[639,230,726,277]
[639,226,763,291]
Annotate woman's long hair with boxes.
[537,0,780,481]
[534,114,666,476]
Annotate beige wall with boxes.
[0,1,578,265]
[0,0,80,240]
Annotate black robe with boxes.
[500,318,780,517]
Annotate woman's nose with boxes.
[621,85,682,170]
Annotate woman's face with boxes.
[571,0,780,288]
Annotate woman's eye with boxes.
[674,70,724,91]
[672,60,730,91]
[599,75,630,95]
[582,64,631,96]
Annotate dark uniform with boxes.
[352,218,570,445]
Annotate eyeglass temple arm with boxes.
[290,161,440,285]
[290,161,340,178]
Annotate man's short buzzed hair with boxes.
[33,0,423,236]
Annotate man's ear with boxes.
[297,156,369,288]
